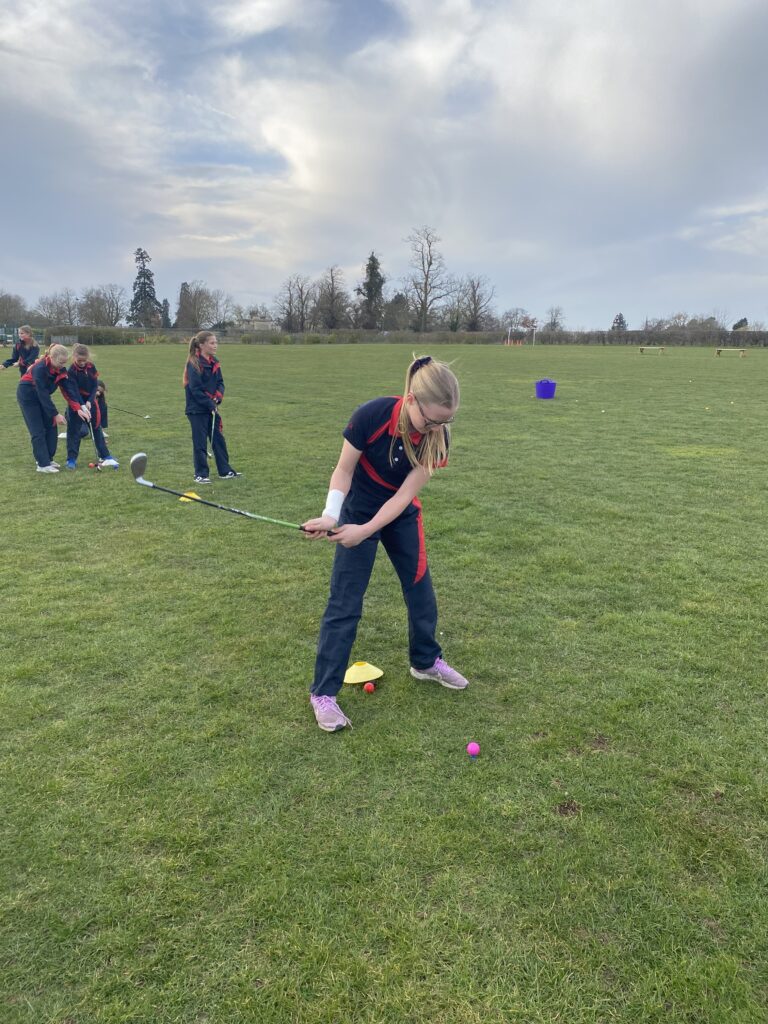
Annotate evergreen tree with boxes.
[174,282,194,328]
[381,292,410,330]
[161,299,172,328]
[355,252,386,330]
[128,248,162,327]
[611,312,628,332]
[732,317,748,331]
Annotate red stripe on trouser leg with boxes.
[414,502,427,583]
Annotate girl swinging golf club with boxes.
[183,331,240,484]
[64,344,118,469]
[17,344,91,473]
[302,354,469,733]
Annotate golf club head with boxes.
[130,452,151,486]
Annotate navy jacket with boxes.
[3,340,39,374]
[19,357,82,421]
[184,354,224,415]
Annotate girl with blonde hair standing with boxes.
[17,344,90,473]
[302,354,468,732]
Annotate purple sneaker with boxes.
[410,657,469,690]
[310,695,352,732]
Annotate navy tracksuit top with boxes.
[184,355,224,414]
[343,395,448,505]
[19,357,82,420]
[3,341,39,374]
[67,361,100,406]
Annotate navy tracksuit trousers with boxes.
[66,408,110,462]
[311,497,442,697]
[187,411,233,477]
[17,391,57,466]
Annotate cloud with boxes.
[211,0,331,39]
[1,0,768,326]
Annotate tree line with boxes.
[1,228,763,335]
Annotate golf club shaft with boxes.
[146,481,308,531]
[111,404,149,419]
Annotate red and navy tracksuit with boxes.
[184,355,235,477]
[17,357,83,467]
[65,361,112,462]
[311,396,445,698]
[3,340,39,375]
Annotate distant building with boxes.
[235,317,280,332]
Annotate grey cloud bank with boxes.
[2,0,767,330]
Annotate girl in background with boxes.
[183,331,240,484]
[17,344,90,473]
[1,325,39,376]
[302,355,468,733]
[64,343,118,469]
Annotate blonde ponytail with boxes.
[391,354,459,475]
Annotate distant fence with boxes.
[34,326,768,347]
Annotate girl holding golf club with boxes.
[64,344,118,470]
[302,354,468,733]
[17,344,91,473]
[1,325,39,376]
[183,331,240,483]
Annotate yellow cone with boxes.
[179,491,201,502]
[344,660,384,685]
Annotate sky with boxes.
[2,0,768,330]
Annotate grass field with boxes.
[2,343,767,1023]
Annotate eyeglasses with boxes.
[415,397,455,428]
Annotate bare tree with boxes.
[209,289,235,328]
[314,266,352,330]
[101,283,129,326]
[404,225,453,332]
[501,307,530,332]
[78,284,128,326]
[642,316,668,332]
[544,306,565,331]
[273,275,317,333]
[667,312,689,329]
[437,277,467,332]
[35,288,80,325]
[174,280,230,330]
[463,275,496,331]
[0,290,28,323]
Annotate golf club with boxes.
[111,404,151,420]
[130,452,330,533]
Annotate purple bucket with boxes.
[535,379,557,399]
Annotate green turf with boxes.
[1,344,767,1023]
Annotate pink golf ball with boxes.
[466,741,480,758]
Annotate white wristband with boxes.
[323,489,344,522]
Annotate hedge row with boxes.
[41,326,768,347]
